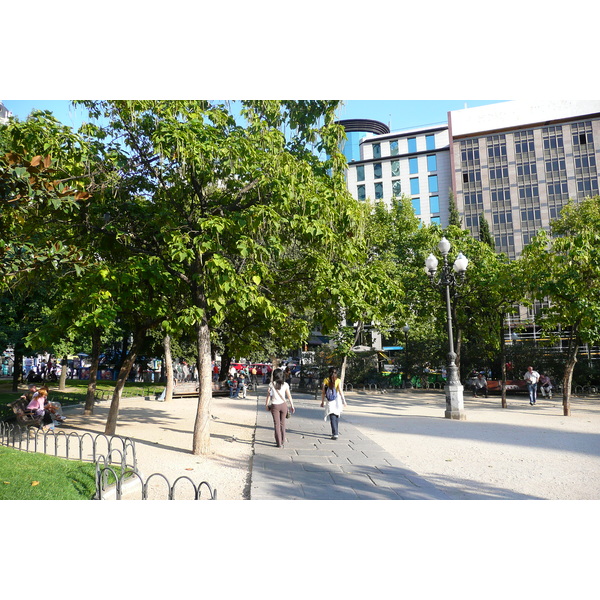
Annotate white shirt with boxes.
[524,370,540,384]
[268,382,290,405]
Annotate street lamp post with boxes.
[425,237,469,420]
[402,324,410,388]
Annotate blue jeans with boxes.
[329,413,339,436]
[528,383,537,404]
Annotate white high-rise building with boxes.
[0,101,13,124]
[340,118,451,226]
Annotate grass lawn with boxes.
[0,445,108,500]
[0,379,164,422]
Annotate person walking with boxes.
[321,367,347,440]
[524,365,541,405]
[265,368,295,448]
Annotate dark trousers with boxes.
[329,413,339,436]
[269,402,288,447]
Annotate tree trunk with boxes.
[451,303,463,380]
[500,314,507,409]
[105,328,145,436]
[12,347,23,392]
[192,319,212,455]
[164,333,174,402]
[455,329,463,381]
[59,355,68,391]
[219,345,231,383]
[340,321,363,388]
[84,329,101,415]
[562,331,580,417]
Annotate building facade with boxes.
[341,120,451,226]
[0,101,13,124]
[448,100,600,259]
[340,101,600,356]
[341,101,600,250]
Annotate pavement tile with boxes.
[296,463,342,473]
[290,471,335,485]
[353,487,403,500]
[326,455,353,465]
[290,455,334,465]
[300,483,359,500]
[328,472,376,489]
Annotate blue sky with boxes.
[335,100,506,132]
[3,99,507,134]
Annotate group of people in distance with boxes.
[265,366,347,448]
[470,366,553,405]
[20,384,66,431]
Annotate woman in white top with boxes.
[265,368,295,448]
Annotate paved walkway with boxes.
[251,392,451,500]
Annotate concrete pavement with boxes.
[251,391,451,500]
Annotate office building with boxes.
[340,101,600,353]
[341,119,451,226]
[449,100,600,259]
[0,101,13,124]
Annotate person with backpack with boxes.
[321,367,347,440]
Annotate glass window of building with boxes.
[461,140,480,164]
[430,195,439,213]
[357,185,366,201]
[373,143,381,159]
[410,178,420,195]
[392,180,401,196]
[577,178,599,195]
[515,130,535,155]
[427,154,437,171]
[356,165,365,181]
[426,134,435,150]
[428,175,438,193]
[409,157,418,174]
[430,216,441,225]
[412,198,420,215]
[390,140,399,155]
[391,160,400,177]
[374,163,382,179]
[571,122,593,147]
[408,137,417,153]
[375,183,383,199]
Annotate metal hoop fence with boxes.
[0,420,137,473]
[95,462,217,500]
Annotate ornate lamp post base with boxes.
[444,354,467,420]
[445,382,467,420]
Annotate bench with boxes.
[465,379,529,395]
[6,398,44,428]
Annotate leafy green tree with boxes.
[447,190,462,227]
[77,100,366,454]
[1,111,94,285]
[522,196,600,415]
[478,212,495,249]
